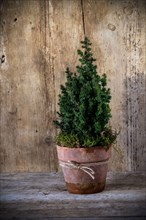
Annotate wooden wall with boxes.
[0,0,146,173]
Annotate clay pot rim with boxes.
[56,145,111,151]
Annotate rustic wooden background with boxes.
[0,0,146,173]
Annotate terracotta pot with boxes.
[56,145,111,194]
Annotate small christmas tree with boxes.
[54,37,117,148]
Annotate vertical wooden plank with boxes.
[83,0,146,171]
[0,0,24,172]
[124,0,146,171]
[82,0,127,171]
[48,0,84,114]
[36,0,59,172]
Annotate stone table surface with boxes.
[0,172,146,220]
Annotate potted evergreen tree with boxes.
[54,37,118,194]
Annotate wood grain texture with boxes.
[0,0,58,172]
[0,0,146,172]
[0,172,146,219]
[0,0,84,172]
[83,0,146,171]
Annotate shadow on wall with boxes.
[123,72,146,171]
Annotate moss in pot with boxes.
[54,37,118,194]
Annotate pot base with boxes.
[66,181,106,194]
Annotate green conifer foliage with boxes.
[54,37,117,148]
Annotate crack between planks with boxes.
[44,0,49,108]
[48,0,58,172]
[81,0,86,37]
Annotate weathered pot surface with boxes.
[57,145,111,194]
